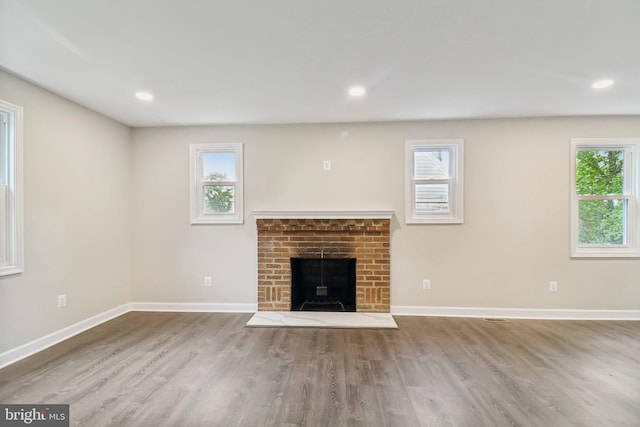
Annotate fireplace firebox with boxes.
[291,257,356,312]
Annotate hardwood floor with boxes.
[1,312,639,426]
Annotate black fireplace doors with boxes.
[290,257,356,312]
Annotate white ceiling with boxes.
[1,0,639,127]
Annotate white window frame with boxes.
[570,138,640,258]
[0,99,24,276]
[405,139,464,224]
[189,143,244,224]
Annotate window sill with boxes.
[406,215,463,224]
[0,265,23,277]
[571,250,640,258]
[191,216,244,225]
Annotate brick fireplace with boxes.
[256,212,392,313]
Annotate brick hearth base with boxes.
[257,218,391,312]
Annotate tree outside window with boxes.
[190,143,243,224]
[576,149,625,245]
[571,138,639,257]
[203,172,234,214]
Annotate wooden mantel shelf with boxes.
[252,210,394,220]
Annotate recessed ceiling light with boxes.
[135,91,154,101]
[348,86,366,97]
[592,79,614,89]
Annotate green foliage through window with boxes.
[576,150,625,245]
[204,172,234,213]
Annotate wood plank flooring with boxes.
[1,312,639,426]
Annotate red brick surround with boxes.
[257,218,391,312]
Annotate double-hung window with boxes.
[0,99,24,276]
[571,138,640,257]
[405,139,464,224]
[190,143,243,224]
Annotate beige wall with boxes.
[1,68,639,355]
[132,118,640,310]
[0,70,132,353]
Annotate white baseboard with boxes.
[0,301,257,370]
[3,302,636,370]
[131,302,258,313]
[391,305,640,320]
[0,303,132,370]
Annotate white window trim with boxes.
[570,138,640,258]
[0,99,24,276]
[405,139,464,224]
[189,143,244,224]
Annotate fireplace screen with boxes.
[290,257,356,312]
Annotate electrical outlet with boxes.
[549,281,558,292]
[204,276,212,287]
[57,294,66,308]
[423,279,431,290]
[323,160,331,171]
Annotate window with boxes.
[0,99,24,276]
[190,143,243,224]
[571,138,640,257]
[405,139,464,224]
